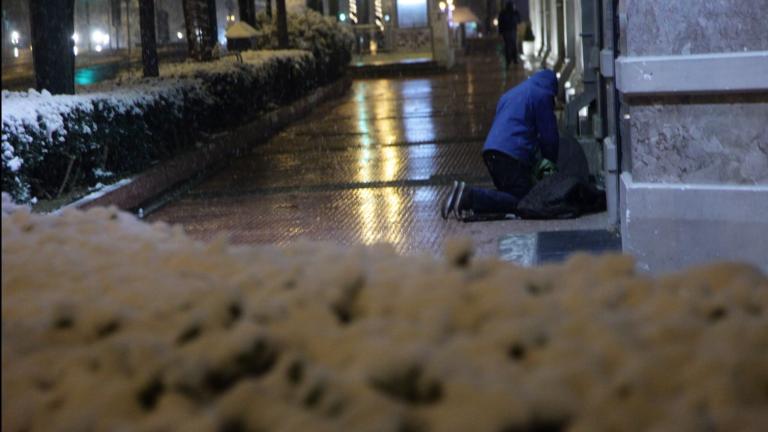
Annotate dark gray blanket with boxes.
[516,135,606,219]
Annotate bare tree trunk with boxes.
[238,0,256,27]
[139,0,159,76]
[126,0,132,55]
[85,1,92,51]
[207,0,219,57]
[207,0,218,43]
[276,0,288,48]
[111,0,122,49]
[182,0,218,60]
[29,0,75,94]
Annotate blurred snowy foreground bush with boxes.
[2,11,353,205]
[2,193,767,432]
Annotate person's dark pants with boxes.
[502,31,518,66]
[466,150,532,214]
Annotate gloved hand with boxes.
[532,158,557,183]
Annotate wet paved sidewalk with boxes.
[148,55,608,258]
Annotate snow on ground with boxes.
[2,194,767,432]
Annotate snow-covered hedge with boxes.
[252,10,355,84]
[3,195,768,432]
[1,50,323,204]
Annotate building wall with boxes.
[625,0,768,57]
[629,96,768,185]
[624,0,768,186]
[619,0,768,272]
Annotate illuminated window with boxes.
[397,0,428,28]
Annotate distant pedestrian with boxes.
[441,70,559,220]
[498,1,521,67]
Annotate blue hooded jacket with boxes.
[483,69,559,165]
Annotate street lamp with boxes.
[91,29,110,52]
[10,30,21,57]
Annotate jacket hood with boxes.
[529,69,558,95]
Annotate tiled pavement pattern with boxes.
[148,56,608,258]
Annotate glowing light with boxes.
[73,46,79,56]
[72,32,80,43]
[91,29,109,46]
[493,18,498,26]
[384,14,390,22]
[374,0,384,30]
[439,1,447,12]
[564,81,572,89]
[339,13,347,22]
[450,4,455,11]
[94,44,103,52]
[13,47,19,58]
[227,14,236,22]
[348,0,358,23]
[176,31,184,40]
[11,31,20,45]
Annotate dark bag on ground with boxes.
[516,135,606,219]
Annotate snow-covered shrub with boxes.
[3,199,768,432]
[252,10,354,84]
[2,50,317,204]
[1,85,187,203]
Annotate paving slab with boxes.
[147,56,609,259]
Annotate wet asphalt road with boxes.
[147,55,607,258]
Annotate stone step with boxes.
[349,60,445,78]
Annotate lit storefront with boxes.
[339,0,434,53]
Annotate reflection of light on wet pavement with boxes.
[466,69,479,133]
[376,81,404,245]
[373,80,399,146]
[402,81,436,205]
[354,82,372,147]
[354,81,377,245]
[401,80,436,143]
[353,80,406,245]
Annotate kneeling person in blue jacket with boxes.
[442,69,559,220]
